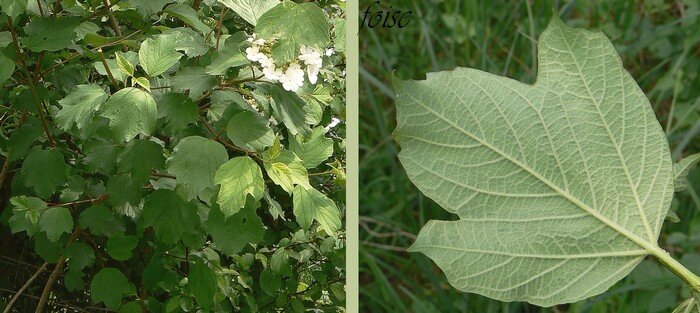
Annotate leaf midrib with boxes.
[399,88,661,255]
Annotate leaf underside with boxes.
[396,16,673,306]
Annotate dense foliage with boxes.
[0,0,346,311]
[359,1,700,312]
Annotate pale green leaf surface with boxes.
[139,35,182,77]
[102,87,157,142]
[226,110,274,151]
[213,156,264,217]
[674,153,700,192]
[398,17,673,306]
[219,0,278,26]
[264,150,310,193]
[290,127,333,169]
[115,53,135,77]
[264,84,312,135]
[38,207,73,242]
[166,136,228,200]
[292,185,341,235]
[55,84,108,130]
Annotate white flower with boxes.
[279,63,305,91]
[246,46,262,62]
[263,64,282,81]
[306,63,320,84]
[325,48,334,56]
[298,45,323,66]
[325,117,341,131]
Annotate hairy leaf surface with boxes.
[397,17,674,306]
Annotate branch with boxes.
[35,229,80,312]
[102,0,122,37]
[98,49,121,91]
[2,262,48,313]
[0,155,10,190]
[6,17,56,148]
[48,194,107,207]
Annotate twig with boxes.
[98,49,120,91]
[215,7,227,50]
[36,0,45,16]
[0,155,10,190]
[102,0,122,37]
[35,229,80,312]
[151,171,176,179]
[3,262,48,313]
[43,30,141,76]
[6,17,56,148]
[48,194,107,207]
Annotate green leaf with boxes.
[55,84,109,130]
[256,1,329,63]
[102,87,158,142]
[106,233,138,261]
[259,269,281,296]
[214,156,264,217]
[264,84,312,136]
[34,233,63,263]
[130,0,172,17]
[139,35,182,77]
[79,205,126,237]
[398,16,674,306]
[157,93,198,132]
[673,297,700,313]
[0,53,15,85]
[292,185,341,234]
[219,0,278,26]
[116,53,135,77]
[226,110,274,151]
[90,268,133,310]
[38,207,73,242]
[118,139,165,184]
[204,49,248,76]
[64,269,85,292]
[94,52,139,82]
[204,204,264,256]
[132,77,150,91]
[290,127,333,169]
[171,67,217,100]
[21,17,81,52]
[164,4,211,35]
[83,140,119,174]
[264,150,310,193]
[21,149,69,198]
[141,190,199,245]
[674,153,700,192]
[163,27,208,57]
[188,260,217,310]
[64,242,95,271]
[0,0,27,20]
[166,136,228,200]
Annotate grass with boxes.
[358,0,700,312]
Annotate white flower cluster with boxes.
[245,34,325,92]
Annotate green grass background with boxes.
[359,0,700,312]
